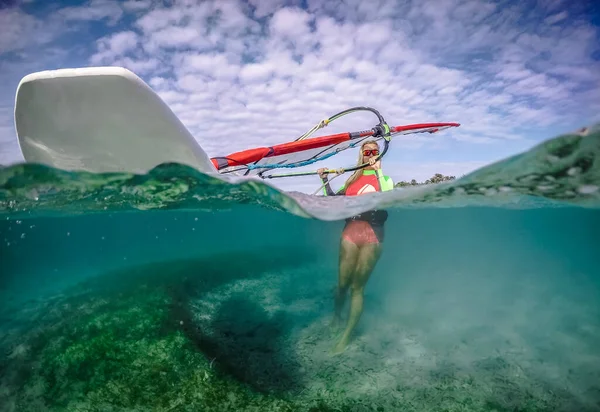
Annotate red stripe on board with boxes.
[269,132,356,156]
[211,122,460,169]
[212,132,363,169]
[216,147,272,168]
[391,123,460,133]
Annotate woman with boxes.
[317,140,394,354]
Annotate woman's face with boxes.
[362,143,379,161]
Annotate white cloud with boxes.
[545,10,568,25]
[122,0,153,13]
[58,0,123,25]
[135,7,189,33]
[0,7,59,55]
[176,75,209,93]
[216,1,260,33]
[147,26,205,50]
[149,76,169,89]
[114,57,161,74]
[548,65,600,84]
[269,7,312,38]
[452,0,497,24]
[91,31,139,64]
[176,53,241,80]
[239,62,275,83]
[89,31,161,74]
[248,0,295,18]
[0,8,35,55]
[354,21,394,50]
[106,31,139,54]
[156,90,188,106]
[538,0,566,12]
[496,62,532,81]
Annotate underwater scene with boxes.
[1,126,599,411]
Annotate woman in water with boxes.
[317,140,394,354]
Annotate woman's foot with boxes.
[330,335,350,355]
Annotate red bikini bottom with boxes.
[342,220,384,245]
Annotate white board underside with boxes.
[14,67,215,174]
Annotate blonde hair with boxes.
[342,140,380,190]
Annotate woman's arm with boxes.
[376,169,394,191]
[318,168,345,196]
[320,175,345,196]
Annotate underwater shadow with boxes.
[173,293,304,395]
[165,249,319,395]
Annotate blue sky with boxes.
[1,0,599,193]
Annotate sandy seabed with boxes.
[1,258,599,411]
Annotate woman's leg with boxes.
[332,237,359,329]
[332,242,383,354]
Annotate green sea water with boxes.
[0,127,599,411]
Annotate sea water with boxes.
[0,127,599,411]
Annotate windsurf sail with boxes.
[210,107,460,179]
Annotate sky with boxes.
[0,0,599,194]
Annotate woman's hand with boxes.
[368,157,381,170]
[317,168,328,179]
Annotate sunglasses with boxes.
[362,149,379,156]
